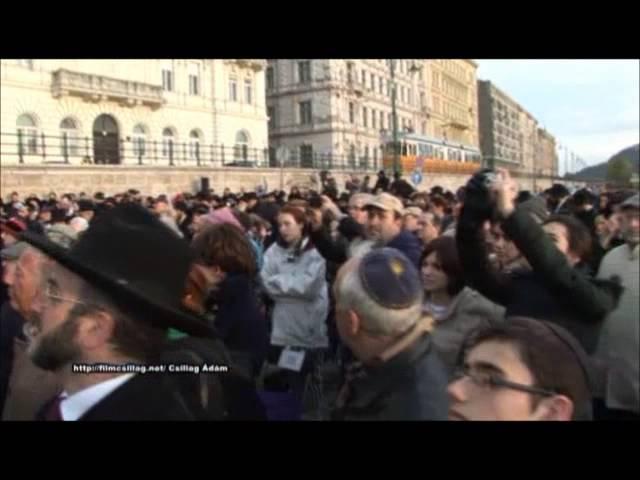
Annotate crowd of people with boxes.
[0,167,638,421]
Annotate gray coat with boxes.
[260,241,329,349]
[427,287,505,376]
[595,244,640,413]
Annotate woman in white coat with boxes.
[260,204,329,415]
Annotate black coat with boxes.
[331,333,448,421]
[310,216,364,266]
[0,302,26,415]
[36,373,199,421]
[36,337,268,421]
[373,175,390,193]
[390,179,416,199]
[456,206,622,354]
[253,201,280,247]
[208,273,269,377]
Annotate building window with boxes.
[266,66,274,90]
[349,102,355,124]
[400,86,405,103]
[267,106,276,128]
[132,124,148,158]
[234,130,250,160]
[421,121,426,135]
[189,74,199,95]
[300,144,313,165]
[59,117,79,157]
[361,70,366,85]
[373,147,378,162]
[408,88,412,105]
[245,79,253,104]
[298,61,311,84]
[162,69,174,92]
[388,113,392,129]
[380,111,385,129]
[162,128,175,159]
[188,62,200,96]
[189,130,201,161]
[299,100,312,125]
[229,77,238,101]
[17,113,38,154]
[372,109,377,129]
[363,107,368,127]
[370,73,375,90]
[379,77,384,94]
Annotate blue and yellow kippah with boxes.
[358,248,422,309]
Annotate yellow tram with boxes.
[382,133,482,175]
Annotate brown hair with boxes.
[278,204,307,225]
[543,214,592,262]
[461,317,592,420]
[420,236,465,296]
[191,223,256,277]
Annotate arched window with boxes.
[189,129,201,161]
[17,113,38,154]
[162,127,175,160]
[133,124,148,158]
[234,130,250,161]
[60,117,79,157]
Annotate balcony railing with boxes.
[51,69,165,109]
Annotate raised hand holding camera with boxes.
[491,169,519,220]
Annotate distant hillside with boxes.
[571,144,639,181]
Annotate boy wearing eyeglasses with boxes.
[448,316,592,421]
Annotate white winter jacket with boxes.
[260,239,329,349]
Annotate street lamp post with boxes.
[389,59,400,176]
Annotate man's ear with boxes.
[530,395,574,421]
[77,310,116,351]
[347,309,362,337]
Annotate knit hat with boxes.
[203,207,244,232]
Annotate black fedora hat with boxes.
[20,203,215,338]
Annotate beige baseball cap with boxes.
[364,193,404,216]
[403,206,423,218]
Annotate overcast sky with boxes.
[475,59,639,174]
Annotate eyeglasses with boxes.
[43,282,105,311]
[452,364,556,397]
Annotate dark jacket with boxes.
[36,337,267,421]
[387,230,422,268]
[373,175,390,193]
[36,373,201,421]
[208,273,269,377]
[390,179,416,199]
[253,201,280,247]
[310,215,365,266]
[26,219,45,236]
[0,302,26,415]
[313,221,421,267]
[331,332,448,421]
[456,206,622,354]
